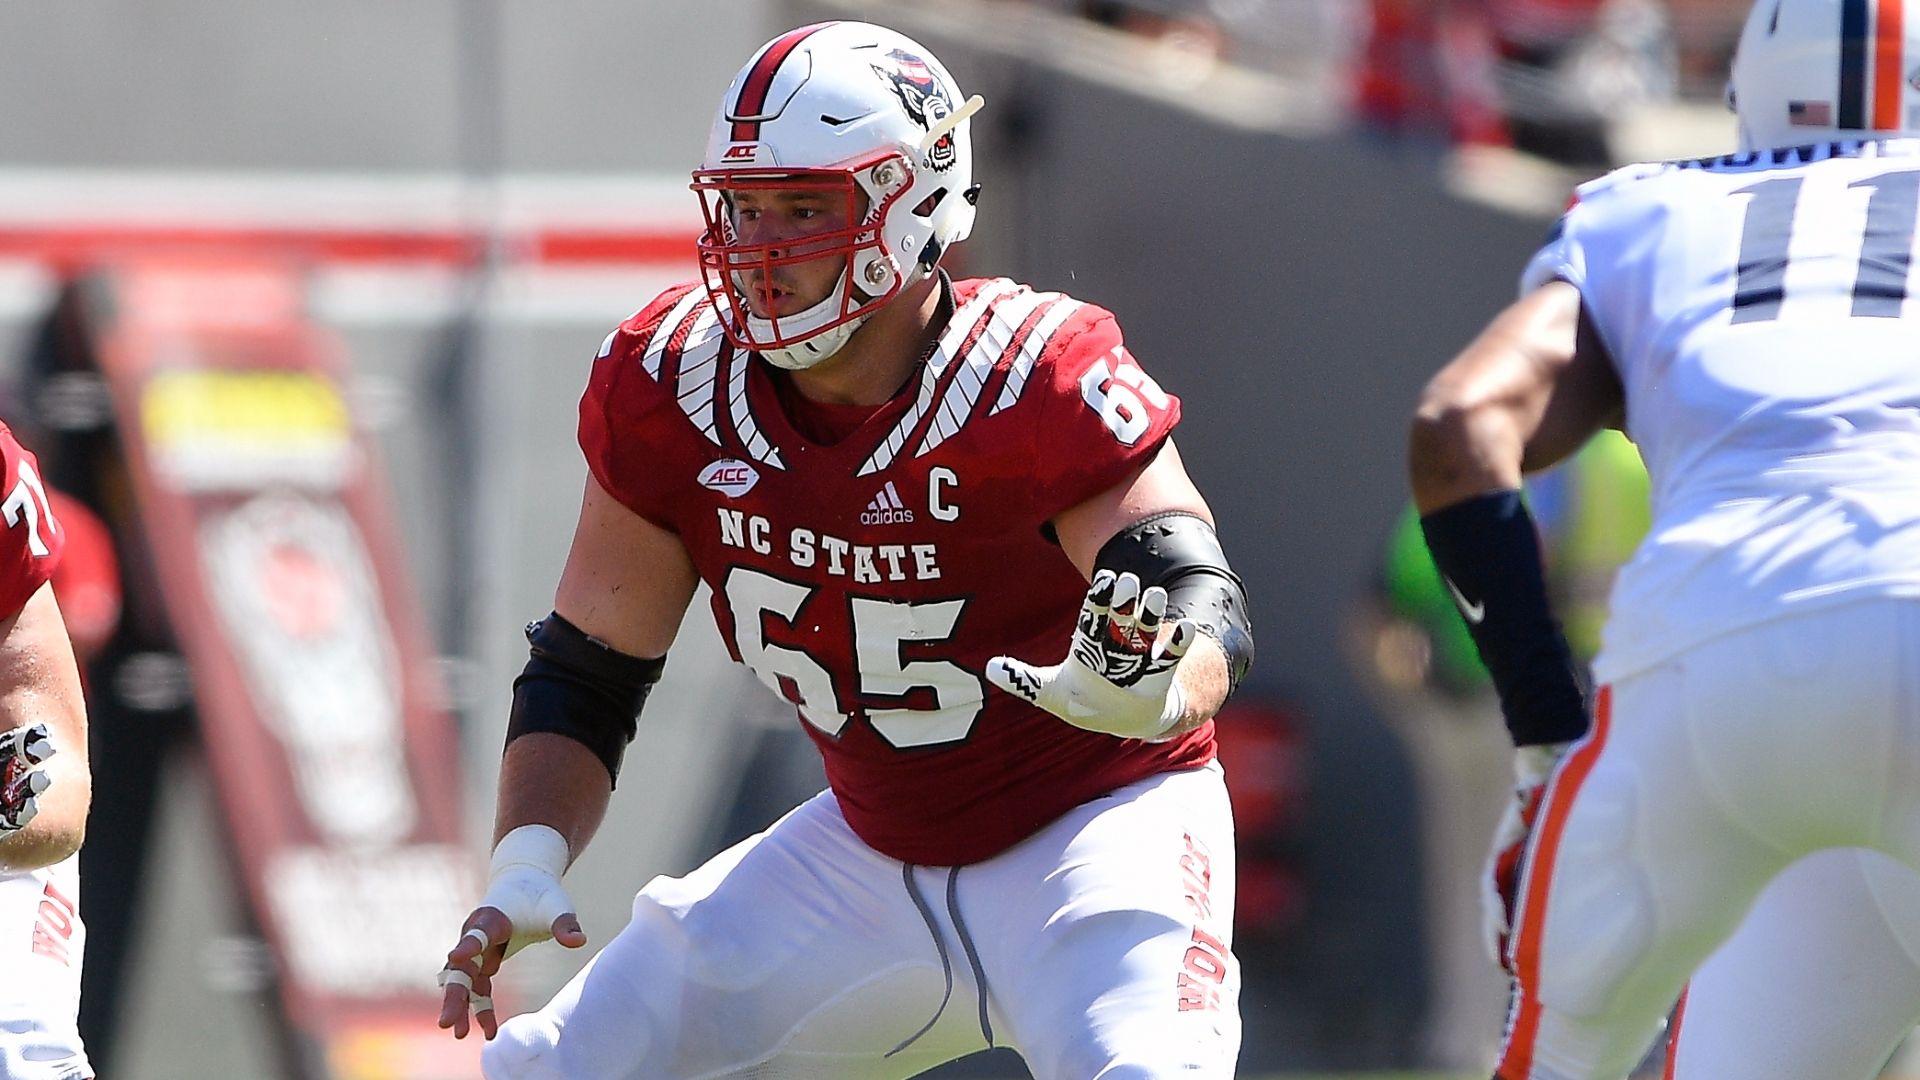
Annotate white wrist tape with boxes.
[490,823,570,883]
[482,824,574,957]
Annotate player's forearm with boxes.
[1163,635,1229,739]
[0,750,88,870]
[491,733,613,860]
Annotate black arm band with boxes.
[505,612,665,788]
[1095,511,1255,690]
[1418,490,1588,746]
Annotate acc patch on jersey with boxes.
[699,458,763,498]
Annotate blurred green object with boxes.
[1383,430,1651,694]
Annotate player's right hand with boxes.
[1483,742,1569,973]
[438,824,586,1040]
[986,570,1195,741]
[0,723,54,838]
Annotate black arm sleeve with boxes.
[505,612,665,787]
[1419,490,1589,746]
[1095,511,1254,690]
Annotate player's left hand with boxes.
[0,723,54,838]
[438,825,585,1041]
[986,570,1195,741]
[1483,742,1569,973]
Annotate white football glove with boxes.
[0,723,54,838]
[987,570,1195,741]
[478,823,578,960]
[1484,742,1570,973]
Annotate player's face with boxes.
[729,188,859,318]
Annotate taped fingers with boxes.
[438,967,475,995]
[438,960,499,1039]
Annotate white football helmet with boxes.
[1729,0,1920,149]
[693,22,980,370]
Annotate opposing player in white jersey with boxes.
[1410,0,1920,1072]
[435,21,1254,1080]
[0,421,91,1080]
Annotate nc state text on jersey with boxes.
[716,508,944,582]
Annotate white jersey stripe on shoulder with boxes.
[727,343,785,469]
[642,289,711,379]
[674,310,727,447]
[915,288,1052,458]
[857,279,1021,477]
[990,297,1085,416]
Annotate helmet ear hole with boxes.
[912,188,948,219]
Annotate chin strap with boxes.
[757,310,871,370]
[755,267,953,371]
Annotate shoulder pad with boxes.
[1565,160,1674,210]
[596,282,724,386]
[853,278,1093,475]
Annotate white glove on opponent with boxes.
[0,723,54,838]
[986,569,1195,741]
[1483,742,1570,972]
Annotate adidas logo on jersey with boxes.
[861,481,915,525]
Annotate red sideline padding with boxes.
[0,222,699,270]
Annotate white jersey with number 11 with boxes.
[1525,138,1920,682]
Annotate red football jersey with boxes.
[0,423,62,619]
[580,278,1216,865]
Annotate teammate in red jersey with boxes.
[0,422,93,1080]
[438,20,1253,1079]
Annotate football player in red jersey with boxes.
[0,422,93,1080]
[438,20,1253,1080]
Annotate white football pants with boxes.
[0,856,88,1080]
[1497,597,1920,1080]
[1662,846,1920,1080]
[484,762,1239,1080]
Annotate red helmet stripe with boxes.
[730,23,831,142]
[1873,0,1906,129]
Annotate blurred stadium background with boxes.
[3,0,1907,1078]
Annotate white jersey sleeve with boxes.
[1518,162,1666,298]
[1543,138,1920,681]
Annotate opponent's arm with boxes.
[1408,280,1622,748]
[0,582,89,871]
[440,475,698,1040]
[990,439,1253,740]
[1411,280,1623,513]
[1408,280,1623,970]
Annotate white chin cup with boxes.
[748,288,870,370]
